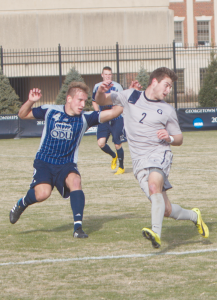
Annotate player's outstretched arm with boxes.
[95,81,113,105]
[99,105,123,123]
[157,129,183,146]
[18,88,42,119]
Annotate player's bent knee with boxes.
[115,144,122,150]
[34,184,52,202]
[98,141,106,148]
[66,173,82,191]
[149,183,160,195]
[35,190,51,202]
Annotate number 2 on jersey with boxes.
[139,113,147,124]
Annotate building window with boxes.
[174,21,183,47]
[200,68,207,88]
[197,21,210,45]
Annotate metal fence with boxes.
[1,42,217,109]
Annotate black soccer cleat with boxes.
[9,203,25,224]
[73,227,88,238]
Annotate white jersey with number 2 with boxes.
[110,89,182,169]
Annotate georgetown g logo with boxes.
[51,122,73,140]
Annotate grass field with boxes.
[0,131,217,299]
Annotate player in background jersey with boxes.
[9,82,123,238]
[95,67,209,248]
[92,66,125,175]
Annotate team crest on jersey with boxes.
[51,122,73,140]
[52,113,61,121]
[157,109,163,115]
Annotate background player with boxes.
[9,82,123,238]
[95,67,209,248]
[92,66,125,175]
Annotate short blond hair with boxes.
[67,82,89,99]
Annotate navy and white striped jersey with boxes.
[32,104,100,165]
[92,81,123,120]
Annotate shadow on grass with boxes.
[159,221,214,253]
[20,213,143,235]
[20,216,215,252]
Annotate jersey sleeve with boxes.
[32,106,49,120]
[83,111,100,127]
[110,89,132,107]
[166,108,182,135]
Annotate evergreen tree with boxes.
[136,66,149,90]
[56,67,93,110]
[198,51,217,107]
[0,69,21,114]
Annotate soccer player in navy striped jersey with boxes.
[9,82,123,238]
[96,67,209,248]
[92,66,125,175]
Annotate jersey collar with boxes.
[143,91,162,102]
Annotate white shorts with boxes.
[133,150,173,200]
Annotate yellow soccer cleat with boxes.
[114,167,125,175]
[111,153,118,170]
[192,208,209,238]
[142,228,161,248]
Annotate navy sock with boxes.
[101,144,116,158]
[70,190,85,231]
[117,147,124,169]
[17,189,38,209]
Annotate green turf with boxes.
[0,132,217,299]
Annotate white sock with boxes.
[169,204,197,223]
[151,193,165,237]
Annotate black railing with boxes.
[1,42,217,108]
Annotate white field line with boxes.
[1,248,217,266]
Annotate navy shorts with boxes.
[30,159,80,199]
[97,117,127,144]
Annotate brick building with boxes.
[169,0,217,46]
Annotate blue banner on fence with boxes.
[177,108,217,131]
[19,119,45,138]
[0,114,19,139]
[1,108,217,139]
[0,114,97,138]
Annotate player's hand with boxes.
[129,80,142,91]
[28,88,42,102]
[98,81,114,93]
[157,129,171,142]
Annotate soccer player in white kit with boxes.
[95,67,209,248]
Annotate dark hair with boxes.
[102,66,112,72]
[148,67,178,86]
[66,81,89,99]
